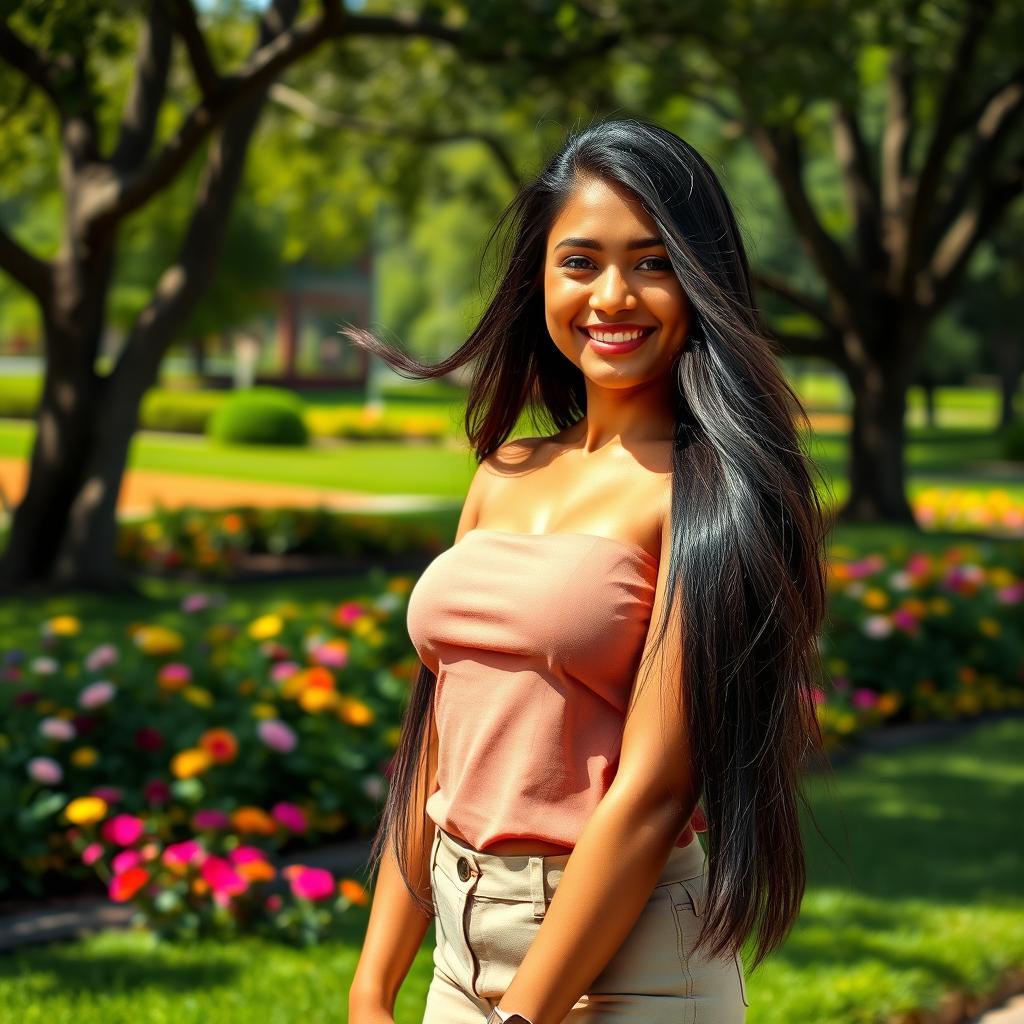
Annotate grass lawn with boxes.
[0,715,1019,1023]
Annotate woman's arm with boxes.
[348,707,439,1017]
[349,459,491,1017]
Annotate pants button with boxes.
[456,856,471,881]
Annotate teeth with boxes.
[585,328,649,343]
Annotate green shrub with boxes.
[1003,421,1024,461]
[0,377,42,417]
[207,387,309,446]
[140,389,227,433]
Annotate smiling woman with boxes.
[342,116,831,1024]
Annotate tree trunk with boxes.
[839,347,918,526]
[991,327,1022,429]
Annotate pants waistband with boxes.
[432,824,707,905]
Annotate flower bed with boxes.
[1,539,1021,943]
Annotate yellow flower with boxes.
[863,588,889,610]
[250,703,278,719]
[338,696,375,726]
[70,747,99,768]
[835,713,857,734]
[988,567,1015,588]
[300,688,338,713]
[978,618,1001,638]
[383,725,402,748]
[826,658,848,675]
[45,615,81,637]
[366,628,386,647]
[171,748,212,779]
[142,522,163,542]
[182,686,214,708]
[352,617,376,637]
[248,614,284,640]
[388,576,415,595]
[65,796,107,825]
[134,625,185,656]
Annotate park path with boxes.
[0,455,455,517]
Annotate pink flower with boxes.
[85,643,120,672]
[112,849,141,874]
[228,845,269,865]
[265,893,283,912]
[272,802,308,833]
[257,719,297,753]
[163,839,204,868]
[82,842,105,866]
[334,601,364,624]
[997,582,1024,605]
[192,808,230,831]
[101,813,145,847]
[39,717,76,741]
[91,785,123,804]
[78,680,117,709]
[144,779,171,805]
[269,661,301,683]
[852,688,878,710]
[158,663,192,686]
[810,686,827,705]
[181,592,214,613]
[891,608,919,632]
[201,855,248,895]
[311,644,349,668]
[27,756,62,785]
[286,865,334,901]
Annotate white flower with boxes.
[862,615,893,639]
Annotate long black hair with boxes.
[343,116,832,972]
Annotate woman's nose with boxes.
[590,266,637,310]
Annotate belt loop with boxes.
[529,856,546,919]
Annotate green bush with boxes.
[1002,420,1024,461]
[207,387,309,446]
[141,390,227,434]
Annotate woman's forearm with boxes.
[348,830,434,1011]
[350,707,440,1012]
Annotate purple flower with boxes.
[192,808,231,831]
[271,802,308,833]
[852,688,878,710]
[257,719,297,753]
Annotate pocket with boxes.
[430,858,481,991]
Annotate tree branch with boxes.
[750,269,836,330]
[925,148,1024,312]
[268,82,522,189]
[0,222,52,302]
[110,1,174,171]
[831,98,883,271]
[0,20,62,113]
[168,0,223,100]
[764,328,844,365]
[902,0,996,288]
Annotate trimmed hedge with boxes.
[207,388,309,447]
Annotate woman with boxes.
[346,117,831,1024]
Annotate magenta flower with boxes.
[192,808,230,831]
[228,846,269,865]
[101,813,145,846]
[287,865,334,901]
[891,608,919,632]
[91,785,123,804]
[82,842,105,866]
[201,855,248,895]
[265,893,283,912]
[852,688,878,710]
[334,601,364,624]
[27,756,62,785]
[134,726,164,752]
[79,680,117,709]
[257,719,297,753]
[112,849,142,874]
[997,582,1024,605]
[158,663,192,686]
[164,839,204,868]
[144,779,171,805]
[272,802,308,833]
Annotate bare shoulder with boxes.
[479,436,545,475]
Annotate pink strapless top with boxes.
[406,528,692,852]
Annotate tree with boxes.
[0,0,468,592]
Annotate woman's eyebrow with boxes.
[554,235,665,251]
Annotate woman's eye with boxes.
[560,256,672,271]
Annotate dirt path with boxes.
[0,456,454,517]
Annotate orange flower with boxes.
[304,666,335,691]
[222,513,244,534]
[236,859,276,883]
[231,806,277,836]
[338,878,369,905]
[338,696,375,726]
[299,688,338,713]
[171,748,212,779]
[110,866,150,902]
[199,728,239,764]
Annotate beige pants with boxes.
[422,823,749,1023]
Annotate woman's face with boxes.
[543,176,691,388]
